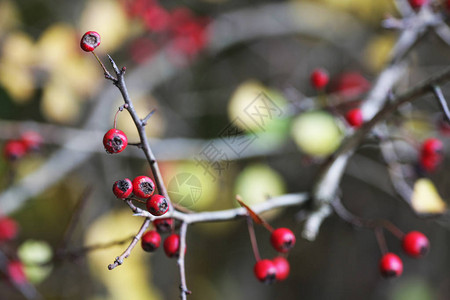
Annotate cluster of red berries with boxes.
[379,231,429,278]
[253,227,296,284]
[3,131,43,161]
[419,137,443,173]
[141,218,181,258]
[123,0,209,61]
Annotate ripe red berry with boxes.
[7,260,27,284]
[20,131,43,152]
[103,129,128,154]
[146,194,169,216]
[270,228,296,253]
[408,0,428,9]
[164,233,180,258]
[402,231,429,258]
[420,138,443,172]
[0,217,18,243]
[345,108,363,128]
[132,175,155,199]
[379,253,403,278]
[332,71,370,98]
[112,178,133,199]
[310,68,329,90]
[3,140,27,161]
[80,31,101,52]
[254,259,277,284]
[154,218,173,233]
[141,230,161,252]
[272,257,290,281]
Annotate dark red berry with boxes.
[345,108,363,128]
[379,253,403,278]
[146,194,169,216]
[7,260,27,284]
[332,71,370,98]
[420,138,443,172]
[164,233,180,258]
[153,218,173,233]
[270,228,296,253]
[20,131,43,152]
[112,178,133,199]
[254,259,277,284]
[141,230,161,252]
[402,231,429,258]
[272,257,290,281]
[132,175,155,199]
[0,217,18,243]
[80,31,101,52]
[103,129,128,154]
[310,68,329,90]
[408,0,428,9]
[3,140,27,161]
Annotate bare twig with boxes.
[432,85,450,123]
[177,222,191,300]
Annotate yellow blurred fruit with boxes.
[18,240,53,284]
[291,110,343,157]
[2,32,35,66]
[36,24,78,67]
[41,80,81,124]
[364,34,396,72]
[0,62,35,103]
[411,178,447,214]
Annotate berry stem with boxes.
[91,51,115,81]
[375,227,389,255]
[246,216,261,262]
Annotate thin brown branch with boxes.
[177,222,191,299]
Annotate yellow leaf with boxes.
[411,178,447,214]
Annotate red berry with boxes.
[20,131,43,152]
[80,31,101,52]
[272,257,290,281]
[0,217,18,243]
[253,259,277,284]
[408,0,428,9]
[310,68,329,90]
[103,129,128,154]
[141,230,161,252]
[332,71,370,98]
[345,108,363,128]
[402,231,429,258]
[379,253,403,278]
[421,138,443,157]
[3,140,27,161]
[146,194,169,216]
[153,218,173,233]
[112,178,133,199]
[7,260,27,284]
[270,228,296,253]
[164,233,180,258]
[143,4,171,32]
[132,175,155,199]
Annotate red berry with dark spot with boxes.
[272,257,290,281]
[141,230,161,252]
[3,140,27,161]
[310,68,329,90]
[80,31,101,52]
[164,233,180,258]
[379,253,403,278]
[154,218,173,233]
[254,259,277,284]
[345,108,363,128]
[20,131,43,152]
[402,231,429,258]
[0,217,18,243]
[408,0,428,9]
[7,260,27,284]
[103,129,128,154]
[270,228,296,253]
[132,175,155,199]
[146,194,169,216]
[112,178,133,199]
[420,138,443,172]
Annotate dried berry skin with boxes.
[164,234,180,258]
[3,140,27,161]
[141,230,161,252]
[0,217,18,243]
[133,176,155,199]
[379,253,403,278]
[112,178,133,199]
[272,257,290,281]
[270,228,296,253]
[146,194,169,216]
[345,108,363,128]
[103,129,128,154]
[154,218,173,233]
[80,31,101,52]
[310,68,329,90]
[254,259,277,284]
[402,231,429,258]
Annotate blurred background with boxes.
[1,0,450,299]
